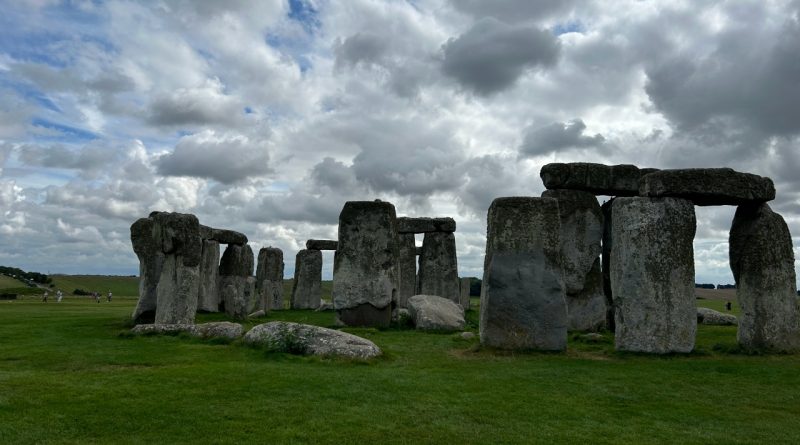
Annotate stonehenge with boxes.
[256,247,284,311]
[398,233,417,308]
[416,231,460,304]
[305,239,338,251]
[459,277,471,311]
[197,239,220,312]
[332,201,400,327]
[291,249,322,309]
[640,168,775,206]
[219,244,255,320]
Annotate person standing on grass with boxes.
[42,291,48,303]
[107,291,112,302]
[94,291,100,303]
[57,290,63,303]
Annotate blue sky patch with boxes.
[288,0,321,35]
[553,21,585,36]
[31,118,97,142]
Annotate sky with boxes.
[0,0,798,286]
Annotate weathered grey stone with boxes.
[131,322,243,340]
[255,247,284,311]
[219,244,255,320]
[243,321,382,359]
[248,309,266,318]
[305,239,338,250]
[209,228,248,245]
[540,163,657,196]
[197,239,220,312]
[408,295,465,331]
[696,307,738,326]
[291,249,322,309]
[398,233,417,308]
[332,201,400,327]
[397,217,456,233]
[729,203,800,352]
[131,323,189,336]
[640,168,775,206]
[482,197,562,301]
[416,232,460,303]
[150,212,202,267]
[459,277,471,311]
[460,332,476,340]
[480,251,567,351]
[611,197,696,353]
[601,198,615,332]
[131,217,162,324]
[316,301,334,311]
[151,212,202,325]
[542,189,606,331]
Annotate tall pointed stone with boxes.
[332,201,400,327]
[729,203,800,352]
[416,232,460,303]
[398,233,417,308]
[291,249,322,309]
[197,239,220,312]
[459,277,471,311]
[256,247,284,311]
[610,197,696,353]
[131,217,162,324]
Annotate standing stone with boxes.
[131,217,163,324]
[151,212,202,325]
[398,233,417,308]
[542,189,606,331]
[480,197,567,350]
[256,247,284,311]
[610,197,696,353]
[601,198,615,332]
[197,239,220,312]
[729,203,800,352]
[332,201,400,327]
[416,232,460,303]
[459,277,471,311]
[219,244,255,320]
[291,249,322,309]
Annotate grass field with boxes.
[1,279,798,444]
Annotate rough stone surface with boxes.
[248,309,266,318]
[219,244,255,320]
[255,247,284,311]
[332,201,399,327]
[416,232,460,303]
[197,239,220,312]
[542,189,606,331]
[398,233,417,308]
[131,322,242,340]
[291,249,322,309]
[459,277,471,311]
[408,295,465,331]
[316,301,333,311]
[540,163,657,196]
[243,321,382,359]
[696,307,738,326]
[729,203,800,352]
[131,217,162,324]
[480,251,567,351]
[482,197,561,301]
[611,197,696,353]
[206,227,248,245]
[151,212,202,325]
[601,198,615,332]
[397,217,456,233]
[640,168,775,206]
[305,239,338,250]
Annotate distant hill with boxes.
[50,275,139,297]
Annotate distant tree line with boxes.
[0,266,51,285]
[695,283,736,290]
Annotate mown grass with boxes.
[1,293,799,444]
[0,274,27,289]
[49,274,139,296]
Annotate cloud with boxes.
[155,130,272,184]
[18,143,121,177]
[145,79,245,127]
[441,17,559,95]
[449,0,577,24]
[519,119,606,158]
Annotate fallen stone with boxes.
[611,197,696,353]
[459,277,471,311]
[197,239,220,312]
[730,203,800,352]
[131,322,243,340]
[408,295,465,331]
[248,309,266,318]
[255,247,284,311]
[397,217,456,233]
[243,321,382,359]
[291,249,322,309]
[416,232,460,303]
[481,251,567,351]
[332,201,400,327]
[696,307,738,326]
[640,168,775,206]
[398,233,417,308]
[460,332,476,340]
[316,301,333,312]
[131,323,188,336]
[305,239,338,250]
[540,163,657,196]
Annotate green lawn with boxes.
[0,294,798,444]
[50,274,139,297]
[0,274,27,289]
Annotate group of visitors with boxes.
[42,290,112,303]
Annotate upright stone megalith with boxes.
[256,247,284,311]
[398,233,417,308]
[542,189,606,331]
[480,197,567,350]
[610,197,696,353]
[416,232,460,303]
[332,201,400,327]
[459,277,471,311]
[197,239,221,312]
[291,249,322,309]
[729,203,800,352]
[219,244,255,320]
[601,198,615,332]
[131,217,163,324]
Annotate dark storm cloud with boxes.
[333,32,389,69]
[519,119,606,158]
[450,0,576,24]
[441,17,559,95]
